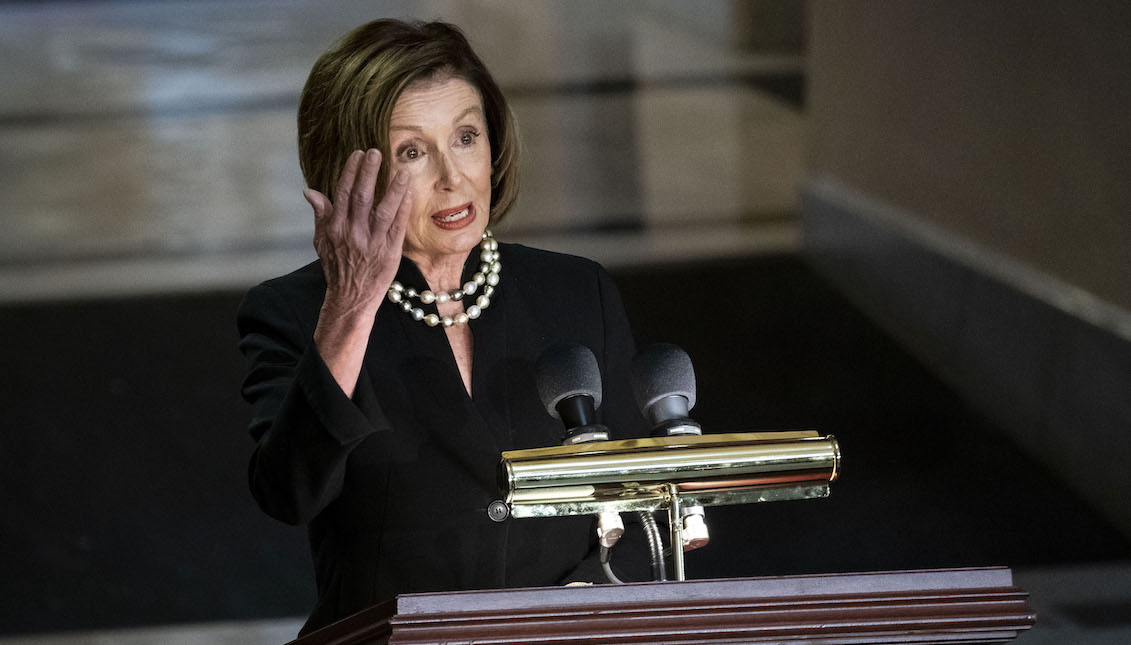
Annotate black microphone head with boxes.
[534,342,603,419]
[630,343,697,417]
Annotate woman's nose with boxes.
[434,151,462,190]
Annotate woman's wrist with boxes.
[314,296,378,398]
[321,285,383,319]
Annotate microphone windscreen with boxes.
[534,342,603,419]
[630,343,697,413]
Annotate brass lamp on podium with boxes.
[498,430,840,580]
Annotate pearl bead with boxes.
[455,313,469,324]
[441,316,454,327]
[420,290,435,304]
[490,261,501,274]
[451,290,463,300]
[463,281,477,294]
[480,263,490,273]
[400,301,412,311]
[411,308,424,320]
[391,282,404,292]
[486,238,498,251]
[424,314,440,327]
[486,272,499,286]
[436,292,450,303]
[467,305,481,319]
[474,273,485,285]
[476,295,490,308]
[406,288,417,298]
[481,250,493,262]
[388,290,402,303]
[484,285,495,297]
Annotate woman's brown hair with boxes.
[298,19,520,223]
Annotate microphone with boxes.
[629,342,701,436]
[535,341,609,444]
[534,342,622,548]
[630,343,709,551]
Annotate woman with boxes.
[237,19,648,635]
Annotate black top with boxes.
[237,243,650,634]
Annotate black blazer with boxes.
[237,243,650,634]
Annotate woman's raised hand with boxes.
[305,148,414,318]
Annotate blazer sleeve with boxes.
[236,281,390,525]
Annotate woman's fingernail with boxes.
[366,148,379,162]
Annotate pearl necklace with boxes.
[386,230,500,327]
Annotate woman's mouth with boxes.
[431,202,476,230]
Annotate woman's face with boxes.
[387,76,492,266]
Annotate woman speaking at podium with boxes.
[237,19,648,635]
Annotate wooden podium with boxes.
[288,567,1034,644]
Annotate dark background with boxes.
[3,255,1126,635]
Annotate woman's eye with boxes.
[459,131,480,146]
[396,145,423,161]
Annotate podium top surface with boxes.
[289,567,1032,645]
[387,566,1017,615]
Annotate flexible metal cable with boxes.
[637,511,667,581]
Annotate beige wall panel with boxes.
[807,1,1131,311]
